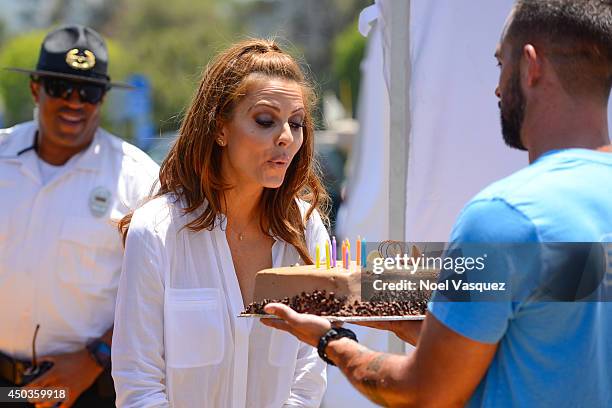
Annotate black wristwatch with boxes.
[317,327,358,366]
[86,339,111,369]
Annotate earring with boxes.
[217,138,226,146]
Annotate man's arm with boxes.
[100,326,113,345]
[354,321,422,346]
[262,305,497,407]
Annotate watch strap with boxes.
[86,339,111,369]
[317,327,358,366]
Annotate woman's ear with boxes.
[216,119,232,147]
[216,126,227,147]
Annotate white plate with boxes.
[238,314,425,322]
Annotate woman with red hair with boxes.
[112,39,330,407]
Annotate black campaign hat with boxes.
[5,24,131,88]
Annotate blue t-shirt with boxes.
[428,149,612,407]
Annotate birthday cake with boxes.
[243,242,439,317]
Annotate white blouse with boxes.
[112,195,329,408]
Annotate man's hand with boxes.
[261,303,332,347]
[23,348,103,408]
[263,302,424,346]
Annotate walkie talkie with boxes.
[21,324,55,384]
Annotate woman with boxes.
[112,39,330,407]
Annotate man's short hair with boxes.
[506,0,612,101]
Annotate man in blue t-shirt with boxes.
[262,0,612,406]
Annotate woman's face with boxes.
[219,76,305,190]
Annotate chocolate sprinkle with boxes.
[243,289,429,317]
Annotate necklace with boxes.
[227,218,257,242]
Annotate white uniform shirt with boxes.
[112,196,328,408]
[0,121,159,360]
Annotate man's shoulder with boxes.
[452,164,546,242]
[455,150,612,243]
[451,197,539,243]
[470,163,543,204]
[0,121,37,154]
[473,149,611,204]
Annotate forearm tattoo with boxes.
[358,353,391,405]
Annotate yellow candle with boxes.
[325,241,330,269]
[315,244,320,268]
[346,239,351,268]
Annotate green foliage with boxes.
[0,31,46,125]
[105,38,137,85]
[0,19,7,48]
[332,17,366,117]
[99,38,138,139]
[112,0,237,132]
[0,0,368,133]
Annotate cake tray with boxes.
[238,314,425,322]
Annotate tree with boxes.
[233,0,369,122]
[0,19,7,48]
[107,0,237,133]
[332,17,366,117]
[0,30,46,125]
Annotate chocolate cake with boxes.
[252,262,362,303]
[244,259,438,317]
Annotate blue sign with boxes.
[127,74,154,151]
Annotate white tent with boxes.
[329,0,519,406]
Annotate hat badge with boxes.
[65,48,96,70]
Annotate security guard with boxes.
[0,25,159,407]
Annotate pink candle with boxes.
[331,236,337,267]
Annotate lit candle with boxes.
[342,241,346,269]
[356,235,361,266]
[349,239,352,268]
[345,243,349,269]
[325,241,330,269]
[315,244,320,268]
[347,247,351,268]
[331,236,337,268]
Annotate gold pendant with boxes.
[238,233,244,241]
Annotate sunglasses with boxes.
[38,77,108,104]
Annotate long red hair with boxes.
[119,39,329,263]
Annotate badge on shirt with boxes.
[89,186,112,218]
